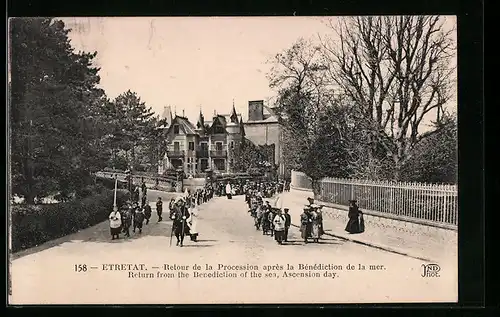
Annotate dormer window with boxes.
[214,125,225,134]
[173,124,180,134]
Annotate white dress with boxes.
[188,207,199,234]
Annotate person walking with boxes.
[225,181,232,199]
[310,206,322,243]
[156,197,163,222]
[345,199,364,234]
[283,208,291,242]
[273,209,286,244]
[109,207,122,240]
[144,200,152,224]
[300,207,312,244]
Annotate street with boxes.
[9,190,457,304]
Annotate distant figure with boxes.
[109,207,122,240]
[273,209,286,245]
[133,207,145,234]
[156,197,163,222]
[300,207,312,244]
[187,202,199,242]
[309,205,322,243]
[144,201,152,224]
[283,208,291,242]
[225,182,232,199]
[133,186,140,203]
[345,200,364,234]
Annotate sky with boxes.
[61,17,333,123]
[60,16,456,126]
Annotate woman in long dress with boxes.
[187,202,199,241]
[345,200,363,234]
[300,207,312,243]
[310,208,322,243]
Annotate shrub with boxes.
[11,189,129,253]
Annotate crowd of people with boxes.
[108,181,217,242]
[244,182,291,244]
[107,177,364,244]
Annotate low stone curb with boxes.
[277,193,436,263]
[289,222,432,262]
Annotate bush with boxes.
[11,189,129,253]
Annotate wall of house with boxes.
[244,122,284,178]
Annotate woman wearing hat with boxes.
[345,200,364,234]
[309,204,323,243]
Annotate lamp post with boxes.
[113,173,118,212]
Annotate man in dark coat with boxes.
[156,197,163,222]
[144,201,152,224]
[283,208,291,242]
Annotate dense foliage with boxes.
[11,189,129,252]
[10,18,110,203]
[267,16,457,186]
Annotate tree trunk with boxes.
[311,179,321,197]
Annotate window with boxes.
[189,142,195,151]
[230,141,234,149]
[173,124,180,134]
[214,125,225,134]
[174,142,180,152]
[215,142,223,151]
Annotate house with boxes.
[243,100,285,179]
[160,103,244,176]
[158,100,285,179]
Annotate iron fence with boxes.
[291,170,458,228]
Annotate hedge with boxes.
[11,189,129,253]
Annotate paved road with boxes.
[9,190,457,304]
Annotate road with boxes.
[9,190,457,304]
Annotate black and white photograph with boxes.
[8,16,458,304]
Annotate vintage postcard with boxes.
[8,16,458,305]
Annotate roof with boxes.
[244,104,279,124]
[171,115,197,135]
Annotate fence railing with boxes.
[290,170,458,229]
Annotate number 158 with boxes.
[74,264,87,272]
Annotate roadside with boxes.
[275,189,458,265]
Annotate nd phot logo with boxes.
[421,263,441,278]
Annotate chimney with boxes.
[248,100,264,121]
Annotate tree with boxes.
[104,90,156,169]
[230,138,265,172]
[320,16,457,180]
[10,18,109,203]
[400,112,457,183]
[267,39,351,191]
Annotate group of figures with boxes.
[168,184,216,247]
[108,184,162,240]
[246,187,291,245]
[218,179,288,200]
[299,197,326,243]
[108,181,216,243]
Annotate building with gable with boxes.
[159,103,244,176]
[158,100,285,179]
[243,100,285,178]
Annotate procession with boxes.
[108,177,365,247]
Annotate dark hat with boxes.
[307,197,314,201]
[284,208,289,212]
[349,199,357,203]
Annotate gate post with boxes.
[176,169,184,193]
